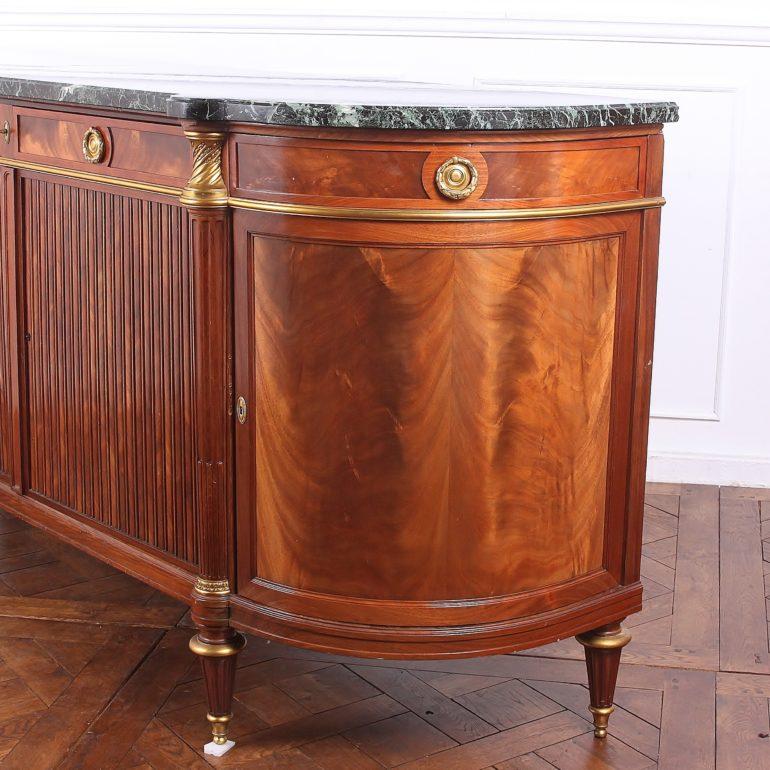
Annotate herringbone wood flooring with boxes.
[0,485,768,769]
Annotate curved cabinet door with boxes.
[232,210,647,657]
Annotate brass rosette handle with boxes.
[435,156,478,200]
[82,127,106,164]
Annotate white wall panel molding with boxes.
[3,10,770,48]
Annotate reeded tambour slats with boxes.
[0,170,12,480]
[22,176,198,565]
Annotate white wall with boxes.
[1,1,769,486]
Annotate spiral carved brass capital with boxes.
[180,130,228,208]
[435,156,478,200]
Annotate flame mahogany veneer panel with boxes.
[241,236,618,602]
[22,176,199,565]
[234,141,429,199]
[482,145,640,200]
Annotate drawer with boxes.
[229,128,651,210]
[7,106,191,187]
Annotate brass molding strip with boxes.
[227,195,666,221]
[189,633,246,658]
[0,157,183,197]
[576,627,632,650]
[194,576,230,596]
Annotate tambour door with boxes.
[232,208,647,653]
[19,172,200,568]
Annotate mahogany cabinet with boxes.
[0,81,677,754]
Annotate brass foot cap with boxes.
[207,712,233,745]
[589,705,614,739]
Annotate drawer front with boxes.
[230,129,650,210]
[9,107,190,187]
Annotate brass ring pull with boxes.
[435,156,478,200]
[82,127,106,164]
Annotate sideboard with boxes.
[0,77,678,755]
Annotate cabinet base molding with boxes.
[0,483,195,603]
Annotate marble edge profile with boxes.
[166,98,679,130]
[0,77,680,130]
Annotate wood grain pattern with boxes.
[235,140,428,199]
[21,175,198,565]
[240,235,618,602]
[720,495,770,672]
[16,113,117,164]
[483,144,641,201]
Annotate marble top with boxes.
[0,76,679,131]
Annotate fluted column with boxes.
[181,126,244,755]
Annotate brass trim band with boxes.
[194,576,231,596]
[0,157,183,197]
[189,633,247,658]
[576,627,632,650]
[226,195,666,221]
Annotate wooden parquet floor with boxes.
[0,484,768,769]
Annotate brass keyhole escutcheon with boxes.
[236,396,248,425]
[82,127,106,164]
[435,156,478,200]
[1,121,9,144]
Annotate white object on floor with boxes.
[204,740,235,756]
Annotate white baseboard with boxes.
[647,451,770,488]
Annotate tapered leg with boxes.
[576,622,631,738]
[189,577,246,754]
[189,626,246,750]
